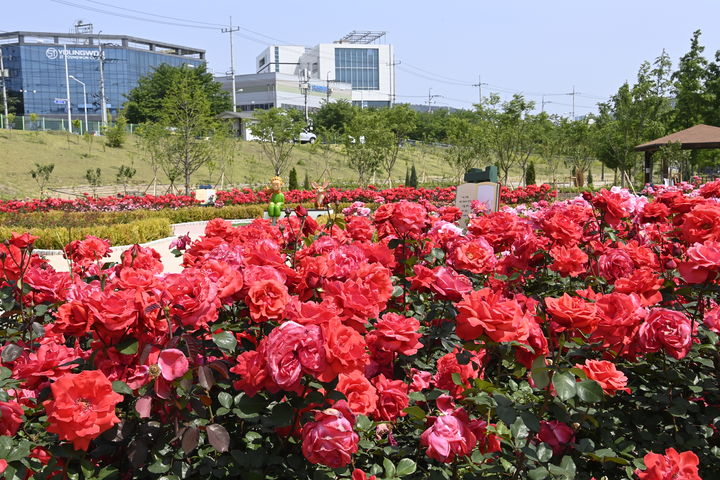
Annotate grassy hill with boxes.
[0,129,609,199]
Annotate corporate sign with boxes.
[45,47,104,61]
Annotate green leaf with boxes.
[117,338,139,355]
[148,459,171,474]
[576,380,603,403]
[212,331,237,353]
[1,344,23,363]
[355,414,372,431]
[531,357,550,389]
[536,442,553,462]
[382,458,395,479]
[218,392,233,409]
[528,466,549,480]
[510,417,530,444]
[112,380,133,396]
[552,372,576,401]
[451,372,464,386]
[403,406,426,421]
[0,435,13,457]
[396,458,417,477]
[392,286,404,298]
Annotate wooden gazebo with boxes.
[635,124,720,184]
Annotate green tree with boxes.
[671,30,708,130]
[157,74,218,195]
[443,116,490,183]
[343,109,394,186]
[311,100,355,141]
[409,164,418,188]
[525,161,536,185]
[251,108,306,176]
[288,167,299,191]
[104,115,127,148]
[29,162,54,199]
[116,164,137,194]
[210,128,239,190]
[302,172,310,190]
[561,118,596,187]
[85,168,102,197]
[135,123,167,195]
[379,104,418,185]
[124,64,231,124]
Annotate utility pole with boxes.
[0,47,9,129]
[472,75,486,105]
[98,33,107,127]
[387,54,400,106]
[63,44,72,133]
[221,17,240,112]
[541,95,553,113]
[299,69,309,122]
[565,85,580,120]
[427,87,440,113]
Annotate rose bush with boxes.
[0,180,719,479]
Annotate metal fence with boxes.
[0,114,138,135]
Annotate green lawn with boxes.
[0,129,609,199]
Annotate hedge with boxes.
[0,203,362,231]
[0,218,172,250]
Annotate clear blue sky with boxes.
[4,0,720,117]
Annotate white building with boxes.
[219,31,395,114]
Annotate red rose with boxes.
[635,448,701,480]
[265,321,327,390]
[51,301,93,337]
[678,241,720,284]
[165,271,220,330]
[636,308,696,359]
[322,319,368,378]
[704,304,720,333]
[230,342,278,397]
[537,420,575,456]
[545,293,598,334]
[12,341,84,389]
[447,237,497,274]
[598,248,635,282]
[575,359,630,395]
[118,244,163,274]
[549,245,588,277]
[0,401,23,436]
[43,370,123,451]
[336,371,378,416]
[302,405,359,468]
[455,289,528,343]
[8,232,39,249]
[371,374,409,422]
[591,292,647,353]
[614,268,663,307]
[366,313,422,357]
[245,278,290,323]
[435,348,485,398]
[681,203,720,244]
[87,289,138,341]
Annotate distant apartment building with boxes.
[218,31,395,113]
[0,28,204,118]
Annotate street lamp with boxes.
[69,75,88,134]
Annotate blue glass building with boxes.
[0,31,204,118]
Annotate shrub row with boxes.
[1,203,360,231]
[0,218,172,250]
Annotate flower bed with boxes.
[1,181,717,478]
[0,184,556,214]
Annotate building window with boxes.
[274,47,279,73]
[335,48,379,90]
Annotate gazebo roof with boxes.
[635,124,720,152]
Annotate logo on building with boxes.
[45,47,104,61]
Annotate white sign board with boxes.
[455,182,500,224]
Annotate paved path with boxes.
[40,220,247,274]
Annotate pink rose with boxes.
[420,395,477,463]
[0,401,24,436]
[678,241,720,284]
[371,374,409,422]
[302,404,359,468]
[264,321,327,390]
[636,308,696,359]
[157,349,189,381]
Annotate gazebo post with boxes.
[644,150,654,186]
